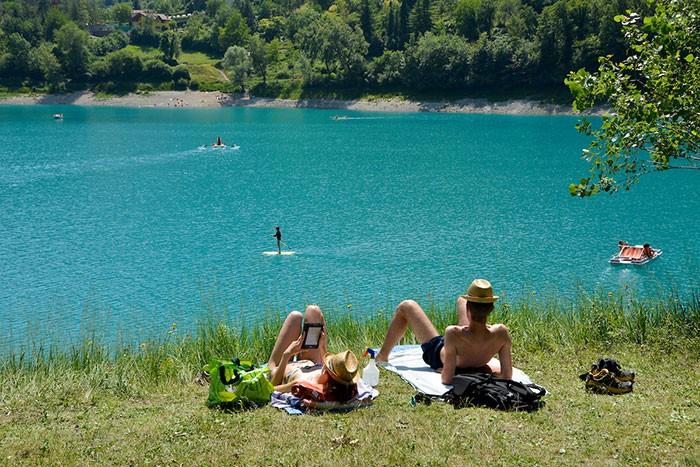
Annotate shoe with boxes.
[584,368,633,395]
[592,358,635,382]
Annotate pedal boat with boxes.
[609,245,662,265]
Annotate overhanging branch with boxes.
[666,165,700,170]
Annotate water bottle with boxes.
[362,348,379,387]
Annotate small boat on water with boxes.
[609,245,662,265]
[53,113,64,119]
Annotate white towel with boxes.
[382,345,537,396]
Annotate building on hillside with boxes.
[170,13,192,27]
[131,10,172,24]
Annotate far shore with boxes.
[0,90,603,116]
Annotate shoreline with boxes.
[0,90,600,115]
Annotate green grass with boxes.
[179,51,218,66]
[1,294,699,465]
[177,51,229,89]
[124,45,162,59]
[187,64,227,84]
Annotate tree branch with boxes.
[666,165,700,170]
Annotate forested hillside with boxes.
[0,0,651,97]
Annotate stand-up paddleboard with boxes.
[262,251,296,256]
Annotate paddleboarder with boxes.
[273,226,282,255]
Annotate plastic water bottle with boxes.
[362,348,379,387]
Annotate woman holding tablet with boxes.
[267,305,359,402]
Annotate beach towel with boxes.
[382,345,545,396]
[271,379,378,415]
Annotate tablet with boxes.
[302,323,323,349]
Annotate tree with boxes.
[2,33,33,78]
[111,2,133,24]
[130,17,161,47]
[566,0,700,196]
[536,1,572,83]
[222,44,251,91]
[405,32,470,89]
[159,30,181,64]
[67,0,90,25]
[409,0,432,38]
[454,0,481,40]
[359,0,381,57]
[44,7,69,41]
[54,22,91,79]
[384,1,399,50]
[182,12,216,52]
[31,42,62,85]
[218,10,250,52]
[247,34,269,83]
[313,14,368,78]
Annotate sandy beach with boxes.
[0,90,596,115]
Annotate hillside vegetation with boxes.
[0,0,653,99]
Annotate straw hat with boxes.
[324,350,360,385]
[461,279,499,303]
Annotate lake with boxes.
[1,104,698,350]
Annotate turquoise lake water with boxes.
[1,104,699,350]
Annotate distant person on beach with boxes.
[643,243,654,258]
[376,279,512,384]
[273,226,282,254]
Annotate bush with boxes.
[368,51,406,86]
[95,80,136,94]
[89,58,110,81]
[92,31,130,56]
[143,59,172,82]
[105,49,144,81]
[137,83,154,92]
[173,77,189,90]
[172,65,190,82]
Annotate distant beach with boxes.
[0,90,601,115]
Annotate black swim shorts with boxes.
[421,335,444,370]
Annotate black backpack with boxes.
[442,373,546,412]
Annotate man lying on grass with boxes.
[376,279,513,384]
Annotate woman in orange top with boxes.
[267,305,359,402]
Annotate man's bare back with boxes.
[440,322,512,381]
[376,279,513,384]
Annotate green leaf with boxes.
[685,54,694,63]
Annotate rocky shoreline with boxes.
[1,90,600,115]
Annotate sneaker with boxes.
[584,368,633,395]
[592,358,635,382]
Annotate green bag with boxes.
[203,358,274,408]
